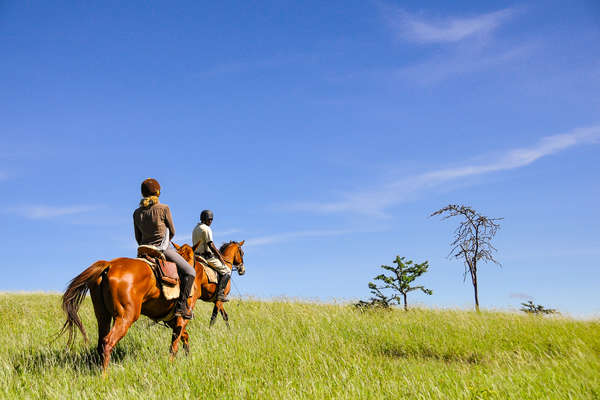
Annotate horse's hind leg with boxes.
[101,295,141,375]
[101,314,136,374]
[218,304,230,330]
[90,285,111,359]
[209,305,219,327]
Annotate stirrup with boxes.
[174,300,193,319]
[217,295,229,303]
[174,308,194,320]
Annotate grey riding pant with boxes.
[164,245,196,279]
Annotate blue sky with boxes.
[1,1,599,317]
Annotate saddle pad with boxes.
[203,264,219,284]
[195,256,218,284]
[157,259,179,286]
[137,258,180,301]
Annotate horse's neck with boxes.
[221,245,236,265]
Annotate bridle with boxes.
[184,240,245,276]
[221,242,245,275]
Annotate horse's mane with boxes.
[219,241,236,253]
[175,243,195,265]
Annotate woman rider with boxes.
[133,178,195,319]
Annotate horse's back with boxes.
[104,257,150,275]
[103,257,157,296]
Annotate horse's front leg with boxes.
[209,304,219,327]
[169,317,189,360]
[169,319,182,359]
[178,297,196,355]
[181,329,190,355]
[218,302,230,330]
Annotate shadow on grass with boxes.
[11,346,129,375]
[378,343,484,365]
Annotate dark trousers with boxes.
[164,244,196,279]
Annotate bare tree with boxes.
[431,205,502,312]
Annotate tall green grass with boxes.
[0,293,598,399]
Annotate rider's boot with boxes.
[216,273,231,302]
[174,275,194,320]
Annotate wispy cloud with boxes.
[388,8,515,44]
[66,216,128,227]
[286,125,600,216]
[510,292,533,300]
[246,228,373,247]
[380,7,526,84]
[220,228,243,236]
[173,234,192,244]
[163,229,363,248]
[9,205,101,219]
[172,229,243,246]
[396,41,534,85]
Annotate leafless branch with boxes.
[431,204,502,311]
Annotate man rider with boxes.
[133,178,196,319]
[192,210,231,302]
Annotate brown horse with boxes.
[59,240,246,373]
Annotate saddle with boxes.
[194,254,219,284]
[137,245,179,288]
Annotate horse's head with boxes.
[221,240,246,275]
[174,243,195,266]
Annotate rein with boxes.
[220,244,240,272]
[192,242,240,272]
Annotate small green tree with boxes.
[355,283,393,309]
[357,256,433,311]
[520,301,557,315]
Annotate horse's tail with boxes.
[58,260,110,346]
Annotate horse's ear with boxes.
[238,240,245,246]
[171,242,181,250]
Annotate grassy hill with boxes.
[0,293,598,399]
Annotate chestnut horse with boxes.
[59,240,246,373]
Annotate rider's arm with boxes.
[209,241,227,265]
[133,212,142,245]
[192,226,201,251]
[164,206,175,240]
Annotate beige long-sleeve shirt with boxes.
[192,223,213,255]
